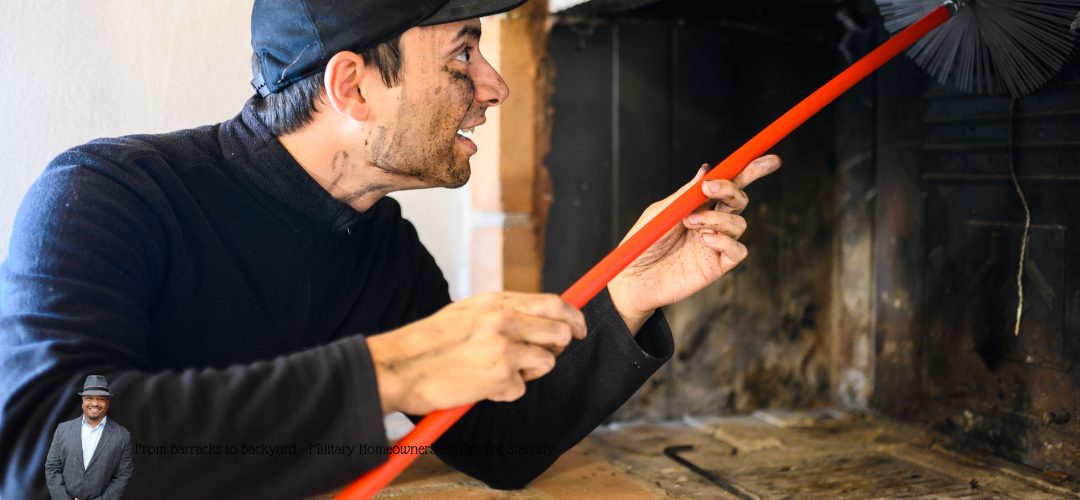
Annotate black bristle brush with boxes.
[879,0,1080,96]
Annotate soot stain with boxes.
[326,151,350,191]
[341,183,392,204]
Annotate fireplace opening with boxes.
[540,0,1080,494]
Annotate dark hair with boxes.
[251,34,403,136]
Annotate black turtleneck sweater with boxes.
[0,99,673,499]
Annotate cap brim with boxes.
[78,390,110,396]
[419,0,528,26]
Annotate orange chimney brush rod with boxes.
[340,4,952,498]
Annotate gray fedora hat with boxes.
[77,375,111,397]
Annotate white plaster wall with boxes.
[0,1,471,299]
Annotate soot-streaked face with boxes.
[363,19,508,188]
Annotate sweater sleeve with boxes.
[0,155,388,500]
[409,287,674,490]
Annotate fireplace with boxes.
[542,0,1080,486]
[876,47,1080,479]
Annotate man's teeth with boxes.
[458,127,475,137]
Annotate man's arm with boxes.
[390,156,780,489]
[98,431,133,500]
[419,288,673,490]
[0,153,389,500]
[364,218,668,489]
[44,426,69,500]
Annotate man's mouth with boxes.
[455,125,479,155]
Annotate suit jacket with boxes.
[44,417,133,500]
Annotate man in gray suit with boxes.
[45,375,133,500]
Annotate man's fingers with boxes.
[684,211,747,239]
[699,232,748,273]
[659,163,710,206]
[510,343,558,382]
[668,163,709,203]
[488,371,527,402]
[731,154,781,189]
[669,156,777,212]
[700,179,748,214]
[489,344,554,401]
[494,292,586,340]
[492,313,576,354]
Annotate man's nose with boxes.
[471,55,509,107]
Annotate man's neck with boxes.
[84,415,104,428]
[277,115,432,213]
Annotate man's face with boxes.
[81,395,109,421]
[362,19,508,188]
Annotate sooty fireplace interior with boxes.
[541,0,1080,491]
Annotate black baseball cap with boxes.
[251,0,528,97]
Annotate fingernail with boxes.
[705,180,719,196]
[687,213,703,225]
[693,166,707,180]
[701,233,717,245]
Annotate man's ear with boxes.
[323,51,371,122]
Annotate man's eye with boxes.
[454,47,472,63]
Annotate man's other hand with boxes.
[366,292,586,415]
[608,155,781,333]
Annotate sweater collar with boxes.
[217,98,366,234]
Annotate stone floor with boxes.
[326,410,1080,499]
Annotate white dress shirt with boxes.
[80,415,107,469]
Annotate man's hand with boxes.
[608,155,781,333]
[366,292,586,415]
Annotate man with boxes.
[44,376,133,500]
[0,0,780,498]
